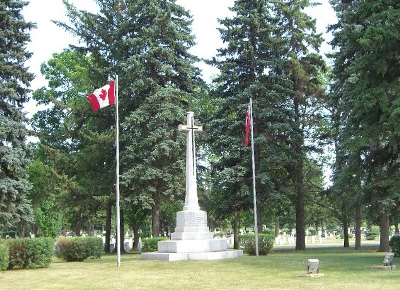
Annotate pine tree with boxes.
[31,50,113,237]
[0,0,35,231]
[58,0,201,238]
[276,0,327,250]
[209,0,294,241]
[330,0,400,252]
[209,0,326,250]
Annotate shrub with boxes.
[365,228,379,240]
[339,233,354,239]
[389,235,400,257]
[141,237,169,252]
[55,236,103,262]
[239,233,274,255]
[0,239,9,271]
[7,238,54,269]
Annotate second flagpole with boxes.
[115,75,121,267]
[249,98,259,257]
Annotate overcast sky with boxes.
[22,0,336,115]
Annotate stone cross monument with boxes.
[178,112,202,211]
[141,112,243,261]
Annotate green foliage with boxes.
[389,235,400,257]
[28,157,64,238]
[0,0,35,231]
[365,228,379,240]
[340,233,354,239]
[239,234,274,256]
[7,238,54,269]
[141,237,169,253]
[31,50,112,240]
[0,239,9,271]
[331,0,400,237]
[55,237,103,262]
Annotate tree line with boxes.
[2,0,400,252]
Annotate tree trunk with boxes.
[378,211,390,252]
[152,191,160,237]
[275,217,280,238]
[343,213,349,247]
[104,198,112,253]
[354,206,361,250]
[395,223,399,236]
[257,203,262,233]
[233,211,241,250]
[120,208,125,252]
[132,222,140,251]
[113,208,126,254]
[295,168,305,250]
[74,212,82,236]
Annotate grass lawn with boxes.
[1,243,399,290]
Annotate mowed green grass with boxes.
[1,245,399,290]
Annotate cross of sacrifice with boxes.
[178,112,203,211]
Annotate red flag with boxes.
[244,106,251,147]
[87,81,115,111]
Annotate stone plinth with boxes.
[141,249,243,261]
[297,273,325,278]
[371,265,396,270]
[158,238,228,253]
[171,209,213,240]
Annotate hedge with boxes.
[141,237,169,252]
[0,239,9,271]
[55,236,103,262]
[239,233,274,255]
[389,235,400,257]
[7,238,54,269]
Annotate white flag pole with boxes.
[115,75,121,267]
[249,98,259,257]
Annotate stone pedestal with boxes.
[141,208,243,261]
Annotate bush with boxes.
[389,235,400,257]
[141,237,169,252]
[7,238,54,269]
[0,239,9,271]
[55,236,103,262]
[365,228,379,240]
[239,233,274,255]
[339,233,354,239]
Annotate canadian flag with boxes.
[87,82,115,111]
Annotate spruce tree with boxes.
[0,0,35,231]
[209,0,293,240]
[58,0,201,238]
[209,0,326,250]
[330,0,400,252]
[275,0,327,250]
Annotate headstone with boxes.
[307,259,320,273]
[383,252,394,266]
[141,112,243,261]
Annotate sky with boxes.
[22,0,337,116]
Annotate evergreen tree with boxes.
[276,0,327,250]
[209,0,292,243]
[58,0,201,238]
[330,0,400,252]
[0,0,35,231]
[31,50,113,237]
[209,0,326,250]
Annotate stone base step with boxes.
[141,249,243,261]
[157,238,228,253]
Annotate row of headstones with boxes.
[275,231,334,246]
